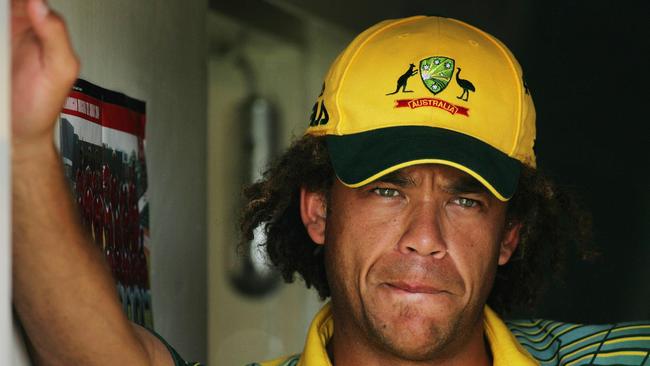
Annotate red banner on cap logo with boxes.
[394,98,469,116]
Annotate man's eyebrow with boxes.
[445,176,488,194]
[371,171,415,187]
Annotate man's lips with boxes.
[384,281,446,295]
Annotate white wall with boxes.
[207,11,353,366]
[49,0,208,362]
[1,1,20,364]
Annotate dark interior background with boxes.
[214,0,650,323]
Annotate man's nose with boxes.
[397,202,447,259]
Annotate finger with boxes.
[11,0,29,17]
[27,0,80,81]
[11,0,32,38]
[25,0,47,24]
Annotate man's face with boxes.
[321,164,517,361]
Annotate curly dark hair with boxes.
[240,134,592,315]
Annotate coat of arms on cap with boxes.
[420,57,455,95]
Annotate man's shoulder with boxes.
[506,318,650,365]
[246,353,300,366]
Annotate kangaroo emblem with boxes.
[386,64,419,95]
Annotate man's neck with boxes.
[326,313,492,366]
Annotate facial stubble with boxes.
[359,295,482,362]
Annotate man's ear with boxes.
[498,221,522,265]
[300,187,327,245]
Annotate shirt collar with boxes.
[298,302,538,366]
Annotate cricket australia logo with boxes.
[390,56,471,117]
[419,57,455,95]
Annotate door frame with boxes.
[1,0,13,363]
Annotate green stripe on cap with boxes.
[325,126,521,201]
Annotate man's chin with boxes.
[362,305,458,361]
[368,320,454,362]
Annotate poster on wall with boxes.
[57,79,153,329]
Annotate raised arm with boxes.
[11,0,172,364]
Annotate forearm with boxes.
[12,140,151,365]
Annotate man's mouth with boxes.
[384,281,446,295]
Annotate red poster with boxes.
[58,79,152,329]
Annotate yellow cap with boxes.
[306,16,536,201]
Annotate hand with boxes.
[11,0,79,149]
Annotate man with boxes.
[10,0,650,365]
[237,16,588,366]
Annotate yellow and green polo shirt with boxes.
[163,302,650,365]
[247,302,537,366]
[243,302,650,366]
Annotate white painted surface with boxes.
[12,320,31,365]
[0,0,9,361]
[2,1,31,364]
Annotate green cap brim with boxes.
[325,126,521,201]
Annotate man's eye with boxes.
[454,197,479,208]
[372,188,400,198]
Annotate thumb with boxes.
[27,0,79,81]
[26,0,48,25]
